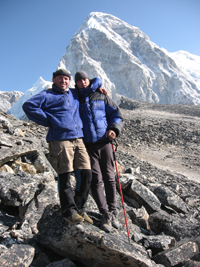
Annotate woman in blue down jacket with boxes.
[75,70,124,233]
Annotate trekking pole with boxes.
[111,139,131,244]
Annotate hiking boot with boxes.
[64,213,84,224]
[110,210,121,229]
[79,212,93,224]
[101,212,112,233]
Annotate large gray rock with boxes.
[153,241,199,267]
[37,204,157,267]
[121,175,161,214]
[0,244,35,267]
[148,210,200,241]
[0,171,49,207]
[147,183,188,214]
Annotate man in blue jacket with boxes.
[23,69,93,224]
[75,70,124,233]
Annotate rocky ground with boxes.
[118,97,200,184]
[0,98,200,266]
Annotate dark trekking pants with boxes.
[87,142,117,214]
[58,169,92,217]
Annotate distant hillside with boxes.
[0,91,23,112]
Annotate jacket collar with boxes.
[52,84,69,94]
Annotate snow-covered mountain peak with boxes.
[5,12,200,120]
[33,76,49,88]
[76,12,148,47]
[90,12,149,41]
[59,12,200,106]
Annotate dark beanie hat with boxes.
[75,70,90,83]
[53,69,71,80]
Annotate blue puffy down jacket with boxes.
[78,78,124,145]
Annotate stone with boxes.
[148,183,188,214]
[153,241,199,266]
[123,176,161,214]
[148,210,200,241]
[0,244,35,267]
[46,258,77,267]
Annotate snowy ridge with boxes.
[7,77,52,120]
[167,50,200,88]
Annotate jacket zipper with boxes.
[64,93,79,138]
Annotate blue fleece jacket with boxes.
[22,85,83,142]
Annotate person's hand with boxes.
[105,130,116,140]
[99,87,108,95]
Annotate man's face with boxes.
[76,78,90,89]
[52,75,70,90]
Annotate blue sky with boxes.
[1,0,200,93]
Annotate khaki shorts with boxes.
[48,138,91,174]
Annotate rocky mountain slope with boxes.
[0,100,200,266]
[0,91,23,112]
